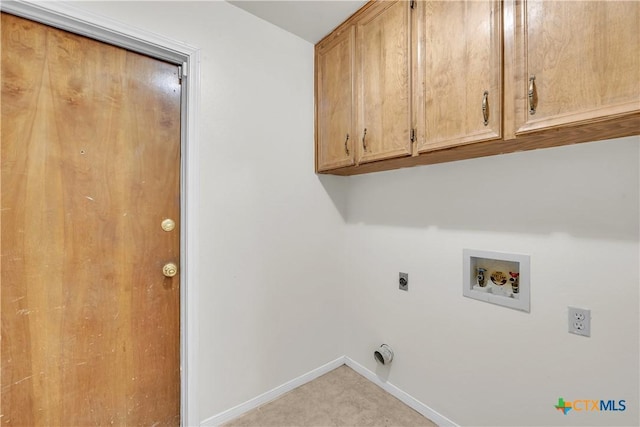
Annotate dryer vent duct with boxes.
[374,344,394,365]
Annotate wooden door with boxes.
[416,0,502,152]
[1,13,181,426]
[508,0,640,137]
[316,26,355,172]
[356,0,412,164]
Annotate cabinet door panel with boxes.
[417,0,502,152]
[513,0,640,134]
[357,0,412,164]
[316,27,355,171]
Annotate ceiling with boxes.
[228,1,368,44]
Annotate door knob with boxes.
[163,263,178,277]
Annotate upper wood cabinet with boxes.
[315,0,640,176]
[416,0,502,152]
[356,0,413,164]
[316,26,355,172]
[505,0,640,138]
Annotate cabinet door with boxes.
[417,0,502,152]
[508,0,640,136]
[316,26,355,172]
[356,0,412,164]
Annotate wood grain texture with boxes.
[1,13,181,425]
[315,26,355,172]
[502,0,517,140]
[511,0,640,134]
[356,0,412,164]
[321,113,640,176]
[417,0,502,152]
[317,0,639,176]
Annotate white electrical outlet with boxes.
[568,307,591,337]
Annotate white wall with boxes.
[343,136,640,426]
[68,1,348,423]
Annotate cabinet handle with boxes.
[528,75,536,115]
[362,128,367,151]
[482,91,489,126]
[344,133,350,155]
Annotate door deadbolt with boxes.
[161,219,176,232]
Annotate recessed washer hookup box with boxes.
[463,249,531,312]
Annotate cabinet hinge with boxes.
[410,0,415,10]
[410,128,416,143]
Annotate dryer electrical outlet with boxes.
[399,272,408,291]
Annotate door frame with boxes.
[0,1,201,425]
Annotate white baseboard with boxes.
[200,356,346,426]
[200,355,458,427]
[344,357,459,427]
